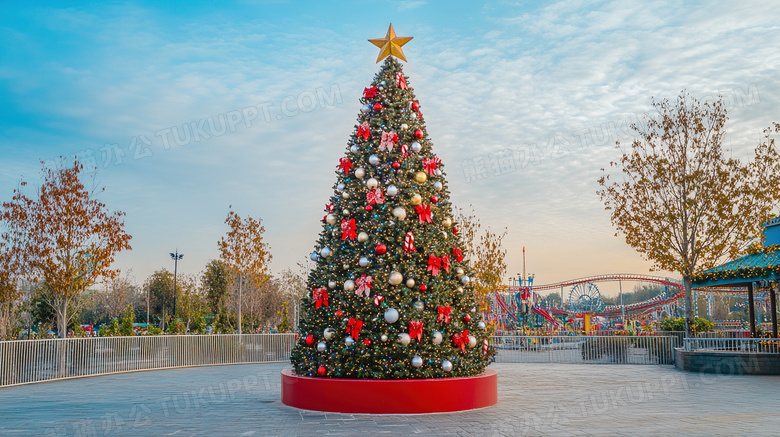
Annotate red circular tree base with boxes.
[281,368,497,414]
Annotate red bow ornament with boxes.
[341,218,357,241]
[452,330,470,353]
[452,246,463,263]
[356,122,370,141]
[427,254,442,276]
[325,203,334,212]
[346,317,364,340]
[437,306,452,324]
[423,157,441,175]
[312,287,329,308]
[395,72,407,89]
[408,320,423,342]
[338,157,352,174]
[403,231,415,253]
[363,86,377,99]
[416,111,424,120]
[415,203,432,223]
[379,131,399,152]
[355,275,373,297]
[366,188,384,205]
[441,254,450,273]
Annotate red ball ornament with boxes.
[414,128,423,139]
[419,284,427,292]
[464,314,472,322]
[392,161,400,169]
[364,339,371,345]
[317,366,327,376]
[431,196,438,204]
[375,243,387,254]
[411,100,420,112]
[305,334,314,346]
[366,205,373,211]
[373,103,382,111]
[335,309,343,318]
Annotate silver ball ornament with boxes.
[345,336,354,346]
[354,167,365,179]
[434,169,442,176]
[316,341,327,352]
[320,247,332,258]
[433,181,443,191]
[342,209,350,216]
[442,360,453,372]
[326,214,337,225]
[397,333,411,346]
[324,328,334,340]
[359,256,370,267]
[343,280,355,291]
[468,335,477,349]
[388,271,403,285]
[361,104,372,113]
[366,178,378,189]
[455,267,464,277]
[478,321,486,330]
[337,183,345,191]
[411,142,422,153]
[368,155,380,166]
[384,308,400,323]
[461,275,471,285]
[357,232,369,243]
[350,144,359,153]
[432,331,443,345]
[392,207,407,220]
[411,356,423,368]
[381,334,388,342]
[310,252,319,261]
[387,185,399,197]
[328,281,336,289]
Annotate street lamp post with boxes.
[170,250,184,323]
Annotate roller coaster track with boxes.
[502,274,682,292]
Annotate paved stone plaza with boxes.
[1,362,779,436]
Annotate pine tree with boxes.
[290,57,494,379]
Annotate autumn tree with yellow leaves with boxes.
[598,92,780,336]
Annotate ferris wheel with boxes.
[568,282,605,313]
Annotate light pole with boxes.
[170,250,183,323]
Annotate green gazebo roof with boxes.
[692,246,780,288]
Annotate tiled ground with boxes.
[1,362,778,436]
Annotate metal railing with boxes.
[492,335,679,365]
[0,334,296,388]
[684,337,780,353]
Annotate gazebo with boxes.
[692,218,780,338]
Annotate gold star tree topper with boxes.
[369,24,413,63]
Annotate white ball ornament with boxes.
[432,331,443,345]
[401,123,408,130]
[405,278,415,288]
[328,281,336,289]
[326,214,337,225]
[388,271,404,285]
[337,183,345,191]
[342,209,350,216]
[358,232,369,243]
[381,334,388,342]
[392,207,407,220]
[478,321,486,330]
[468,335,477,349]
[384,308,400,323]
[397,333,411,346]
[387,185,399,197]
[355,167,365,179]
[320,247,332,258]
[359,256,370,267]
[455,267,464,277]
[433,181,443,191]
[342,192,350,199]
[324,328,334,340]
[317,342,327,352]
[442,360,453,372]
[411,356,423,368]
[345,336,354,346]
[434,169,442,176]
[461,275,471,285]
[411,142,422,153]
[369,155,380,166]
[457,287,464,293]
[366,178,378,189]
[350,145,359,153]
[344,280,355,292]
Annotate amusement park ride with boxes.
[488,248,771,334]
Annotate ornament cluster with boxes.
[291,57,494,380]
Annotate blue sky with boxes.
[1,1,778,296]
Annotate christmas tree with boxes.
[290,25,494,379]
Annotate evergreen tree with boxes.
[290,56,494,379]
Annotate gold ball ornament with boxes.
[411,193,422,205]
[414,171,427,183]
[442,217,452,227]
